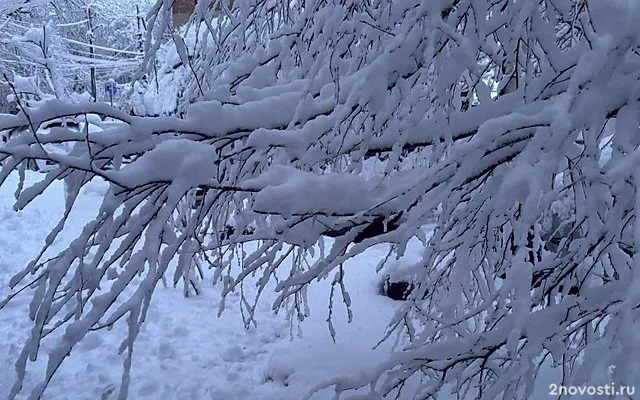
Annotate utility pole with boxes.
[86,5,96,102]
[136,5,146,52]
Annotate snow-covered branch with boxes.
[2,0,640,398]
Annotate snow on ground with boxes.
[0,171,420,400]
[0,172,620,400]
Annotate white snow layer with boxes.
[0,172,607,399]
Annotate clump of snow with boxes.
[82,179,109,197]
[587,0,640,40]
[249,166,376,217]
[106,139,218,192]
[497,163,537,207]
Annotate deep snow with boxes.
[0,172,630,400]
[0,171,421,400]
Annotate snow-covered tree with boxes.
[1,0,640,398]
[0,0,148,112]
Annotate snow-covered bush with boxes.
[1,0,640,399]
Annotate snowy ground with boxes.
[0,171,422,400]
[0,172,627,400]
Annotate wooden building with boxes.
[172,0,196,27]
[172,0,234,27]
